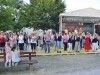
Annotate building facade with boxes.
[59,8,100,34]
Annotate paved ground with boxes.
[1,43,100,75]
[2,54,100,75]
[58,67,100,75]
[24,45,100,55]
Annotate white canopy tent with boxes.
[59,8,100,32]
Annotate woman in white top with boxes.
[11,45,20,66]
[18,33,24,51]
[30,33,37,52]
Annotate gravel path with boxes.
[58,67,100,75]
[2,54,100,75]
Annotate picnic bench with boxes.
[0,49,38,71]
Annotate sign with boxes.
[65,25,75,32]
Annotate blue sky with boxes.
[24,0,100,12]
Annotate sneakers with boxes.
[68,52,72,53]
[5,62,11,67]
[57,51,61,53]
[57,51,58,53]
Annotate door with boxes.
[95,25,100,35]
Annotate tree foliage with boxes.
[0,0,17,7]
[0,0,66,31]
[0,0,17,31]
[0,0,23,31]
[19,0,66,30]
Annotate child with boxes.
[11,44,20,66]
[5,42,12,67]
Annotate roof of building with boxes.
[59,8,100,18]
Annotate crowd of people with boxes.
[0,30,100,67]
[0,31,100,53]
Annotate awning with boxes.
[59,8,100,23]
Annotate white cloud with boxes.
[23,0,30,4]
[65,0,100,12]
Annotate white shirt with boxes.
[11,50,20,62]
[18,35,24,43]
[31,36,37,43]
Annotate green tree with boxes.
[0,0,24,31]
[0,0,17,7]
[19,0,66,30]
[0,6,16,31]
[0,0,17,31]
[13,0,25,31]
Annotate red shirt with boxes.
[0,36,5,43]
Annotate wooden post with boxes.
[29,53,33,71]
[29,53,31,60]
[29,64,33,71]
[0,47,5,61]
[59,16,62,32]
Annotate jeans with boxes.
[61,40,63,48]
[57,41,62,49]
[24,43,27,51]
[54,41,58,50]
[14,41,18,46]
[63,42,68,50]
[45,42,50,53]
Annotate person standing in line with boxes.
[57,32,62,53]
[6,32,10,42]
[9,34,15,47]
[18,32,24,51]
[84,33,92,52]
[44,32,51,53]
[40,33,46,50]
[72,33,75,50]
[61,32,63,49]
[50,33,54,47]
[0,32,6,52]
[43,33,46,50]
[13,33,18,46]
[54,32,58,51]
[35,32,39,47]
[40,34,44,50]
[81,32,85,48]
[5,42,12,67]
[16,32,19,46]
[63,33,68,51]
[30,33,37,52]
[23,32,28,51]
[79,33,82,50]
[28,34,31,48]
[74,33,81,52]
[68,34,73,53]
[92,34,98,52]
[95,34,99,50]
